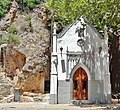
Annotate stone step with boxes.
[41,94,50,103]
[70,100,90,106]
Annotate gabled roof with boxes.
[57,16,104,39]
[57,17,80,38]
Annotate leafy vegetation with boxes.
[6,24,20,45]
[0,0,9,18]
[0,24,20,46]
[6,33,20,45]
[21,15,33,32]
[17,0,44,10]
[0,0,44,18]
[7,24,18,34]
[83,0,120,36]
[45,0,120,35]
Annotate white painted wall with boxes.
[57,18,110,80]
[57,20,82,53]
[50,17,111,104]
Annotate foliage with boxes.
[21,15,33,32]
[0,34,19,46]
[83,0,120,35]
[17,0,44,10]
[7,24,20,45]
[0,0,9,18]
[7,24,18,34]
[6,33,20,45]
[45,0,85,31]
[0,0,45,18]
[45,0,120,35]
[0,24,20,46]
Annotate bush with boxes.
[17,0,44,10]
[0,24,20,46]
[27,1,36,10]
[7,24,18,34]
[0,0,9,18]
[6,33,20,45]
[21,15,33,32]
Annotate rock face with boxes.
[16,72,44,93]
[5,49,26,77]
[0,1,51,97]
[0,73,13,101]
[14,5,51,76]
[0,1,51,77]
[0,1,19,31]
[0,1,51,98]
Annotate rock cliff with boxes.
[0,0,51,77]
[0,0,51,99]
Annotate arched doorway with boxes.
[73,67,88,100]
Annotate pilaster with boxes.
[50,22,58,104]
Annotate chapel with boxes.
[50,16,111,104]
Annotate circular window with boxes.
[77,39,85,47]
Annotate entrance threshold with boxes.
[70,100,89,106]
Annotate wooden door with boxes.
[73,67,88,100]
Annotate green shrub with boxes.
[18,0,44,10]
[6,33,20,45]
[0,0,9,17]
[0,33,20,46]
[21,16,33,32]
[27,1,36,10]
[7,24,18,34]
[0,24,20,46]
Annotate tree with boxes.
[45,0,120,35]
[83,0,120,36]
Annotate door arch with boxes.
[73,67,88,100]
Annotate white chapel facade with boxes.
[50,17,111,104]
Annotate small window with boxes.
[61,59,66,73]
[73,80,78,90]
